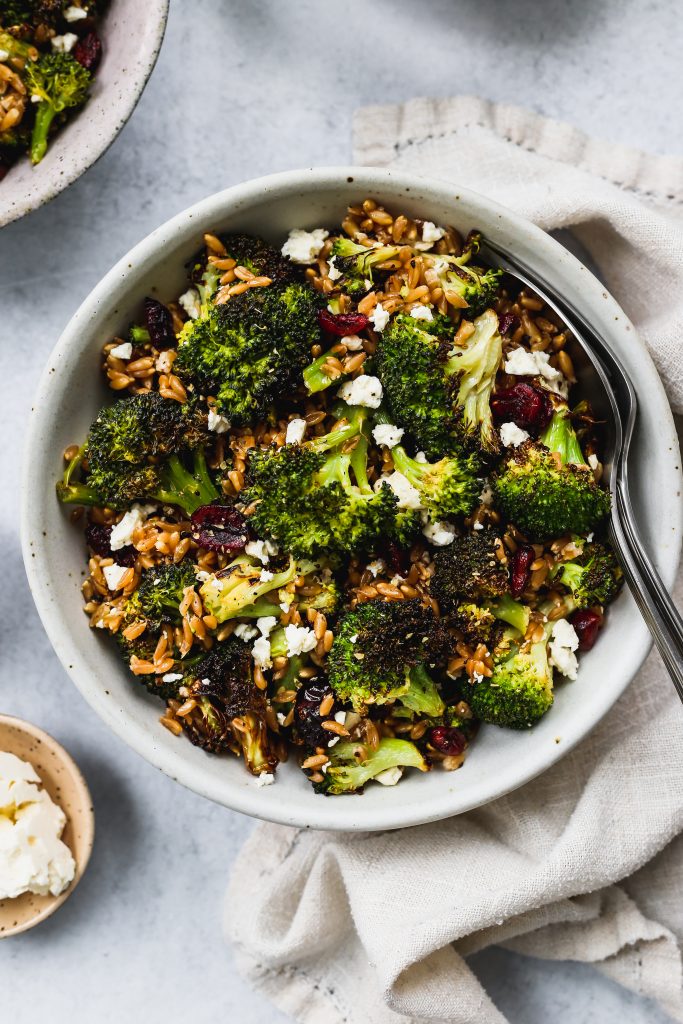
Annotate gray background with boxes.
[1,1,680,1021]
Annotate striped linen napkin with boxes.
[226,97,683,1024]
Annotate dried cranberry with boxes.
[73,31,102,71]
[144,298,175,349]
[295,681,336,749]
[190,504,250,554]
[491,382,553,433]
[84,523,136,566]
[570,609,602,651]
[498,312,519,335]
[429,726,466,756]
[384,541,410,577]
[510,544,535,598]
[318,309,369,336]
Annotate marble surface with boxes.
[1,1,680,1021]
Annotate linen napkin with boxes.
[227,96,683,1024]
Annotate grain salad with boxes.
[57,199,621,795]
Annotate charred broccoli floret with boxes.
[25,53,91,164]
[313,738,428,795]
[454,594,530,646]
[56,393,218,514]
[431,530,509,610]
[425,232,502,316]
[175,280,321,423]
[377,308,503,457]
[199,555,306,623]
[185,233,298,313]
[243,403,400,560]
[329,236,400,294]
[551,541,622,608]
[1,1,62,27]
[179,640,278,775]
[493,404,611,540]
[327,599,449,713]
[131,562,198,624]
[468,629,554,729]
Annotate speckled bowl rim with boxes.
[0,714,94,936]
[20,168,683,831]
[0,0,169,229]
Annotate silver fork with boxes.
[480,239,683,699]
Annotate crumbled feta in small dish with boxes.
[422,519,456,546]
[337,375,383,409]
[207,407,230,433]
[178,287,201,320]
[499,421,530,448]
[327,256,342,281]
[259,569,274,583]
[110,341,132,360]
[366,559,385,577]
[103,563,129,591]
[64,5,88,21]
[372,423,404,449]
[281,228,329,264]
[421,221,446,244]
[342,334,364,351]
[51,33,79,53]
[245,539,279,564]
[409,304,434,322]
[284,624,317,657]
[369,305,390,332]
[285,417,307,445]
[549,619,580,680]
[256,616,278,636]
[234,622,259,642]
[252,635,273,669]
[374,766,403,786]
[0,752,76,900]
[375,471,423,510]
[254,773,275,787]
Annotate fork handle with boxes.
[608,496,683,701]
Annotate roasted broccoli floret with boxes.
[175,280,321,423]
[179,640,278,775]
[551,541,622,608]
[244,403,400,560]
[329,236,400,294]
[57,393,218,514]
[425,232,502,316]
[199,555,305,623]
[377,308,503,457]
[1,2,63,27]
[493,404,611,540]
[219,233,298,285]
[313,738,428,795]
[431,530,509,611]
[469,628,554,729]
[327,599,449,713]
[25,53,91,164]
[131,561,198,623]
[454,593,530,646]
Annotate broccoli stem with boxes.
[153,451,219,515]
[303,350,347,394]
[30,102,56,165]
[130,326,151,344]
[56,445,102,506]
[400,664,445,717]
[488,594,530,636]
[540,407,586,466]
[390,445,426,488]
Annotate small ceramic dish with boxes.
[0,715,94,937]
[20,168,683,831]
[0,0,169,228]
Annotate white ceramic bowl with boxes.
[21,168,682,831]
[0,0,169,228]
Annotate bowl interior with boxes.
[0,0,169,228]
[21,169,683,831]
[0,716,94,937]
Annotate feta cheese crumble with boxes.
[0,50,9,62]
[110,341,132,360]
[421,221,446,244]
[366,559,385,577]
[254,773,275,787]
[256,616,278,636]
[327,256,343,281]
[421,519,456,546]
[0,752,76,900]
[549,619,580,680]
[207,407,230,433]
[161,672,184,683]
[245,539,279,564]
[479,481,494,506]
[285,418,307,445]
[499,421,530,448]
[342,334,364,351]
[234,622,259,642]
[109,503,154,551]
[369,305,390,332]
[178,287,201,320]
[284,624,317,657]
[51,33,79,53]
[375,471,422,510]
[409,304,434,322]
[252,635,273,669]
[504,348,569,397]
[64,5,88,21]
[281,228,329,264]
[337,375,383,409]
[102,563,129,591]
[588,454,600,472]
[374,766,403,786]
[372,423,404,449]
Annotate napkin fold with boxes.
[227,96,683,1024]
